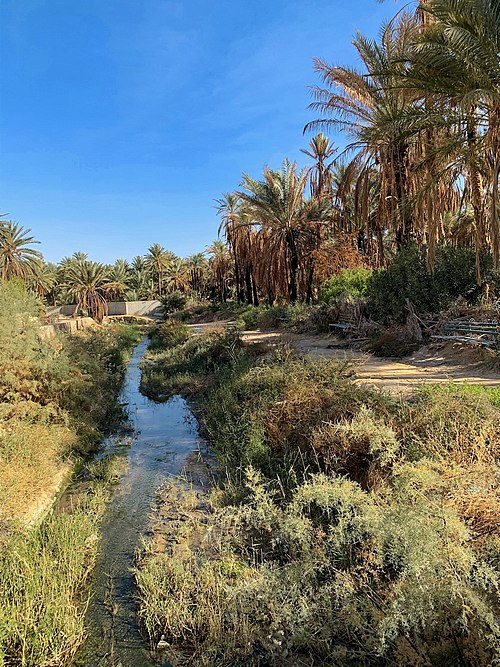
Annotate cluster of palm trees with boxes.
[216,0,500,303]
[3,1,498,312]
[0,217,231,319]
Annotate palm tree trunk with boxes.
[245,268,253,305]
[251,272,259,306]
[287,230,299,303]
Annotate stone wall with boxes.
[39,317,97,339]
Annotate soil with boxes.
[240,329,500,395]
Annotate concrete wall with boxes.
[46,305,77,317]
[47,300,164,319]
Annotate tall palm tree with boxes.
[216,193,260,305]
[107,259,131,300]
[207,240,232,303]
[0,220,43,280]
[63,260,115,322]
[166,258,190,293]
[301,132,337,200]
[306,15,425,251]
[186,253,208,294]
[238,160,326,302]
[29,261,57,301]
[403,0,500,273]
[145,244,172,297]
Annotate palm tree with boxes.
[301,132,337,200]
[63,260,115,322]
[207,240,232,302]
[145,244,172,297]
[186,253,208,294]
[402,0,500,273]
[107,259,131,300]
[216,193,259,305]
[306,15,425,251]
[29,261,57,301]
[238,160,326,302]
[0,220,43,280]
[166,257,190,293]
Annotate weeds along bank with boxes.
[138,322,500,667]
[0,280,141,667]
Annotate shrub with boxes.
[149,320,191,351]
[161,291,188,313]
[319,268,372,303]
[367,244,491,323]
[137,471,500,667]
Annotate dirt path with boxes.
[186,321,500,393]
[241,329,500,394]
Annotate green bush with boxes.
[319,268,372,303]
[137,326,500,667]
[137,470,500,667]
[0,281,140,666]
[149,320,191,351]
[161,290,188,313]
[367,244,491,323]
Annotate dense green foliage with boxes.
[367,245,491,323]
[319,268,372,303]
[161,290,188,313]
[137,332,500,666]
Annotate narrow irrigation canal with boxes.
[72,339,204,667]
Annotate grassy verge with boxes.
[136,329,500,666]
[0,456,125,667]
[0,281,142,666]
[174,301,314,331]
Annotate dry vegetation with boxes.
[0,280,141,666]
[136,329,500,667]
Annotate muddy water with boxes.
[75,339,204,667]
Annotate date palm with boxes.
[207,240,232,302]
[107,259,131,300]
[216,193,259,305]
[166,258,190,293]
[145,244,172,297]
[0,220,43,281]
[29,261,57,301]
[186,253,208,294]
[238,159,326,302]
[403,0,500,271]
[63,260,115,322]
[301,132,337,200]
[306,15,424,250]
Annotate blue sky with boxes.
[0,0,393,264]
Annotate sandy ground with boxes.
[188,322,500,394]
[242,330,500,394]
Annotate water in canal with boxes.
[74,339,204,667]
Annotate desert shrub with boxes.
[137,470,500,667]
[201,354,395,488]
[399,384,500,464]
[367,244,491,323]
[140,328,252,400]
[137,329,500,667]
[367,330,421,358]
[0,284,140,665]
[0,481,112,667]
[161,290,188,313]
[319,267,373,303]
